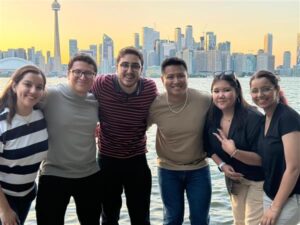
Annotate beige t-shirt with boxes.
[148,88,211,170]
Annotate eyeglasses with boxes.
[214,71,235,77]
[250,86,274,95]
[70,69,96,78]
[119,62,141,70]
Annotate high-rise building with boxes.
[174,27,182,51]
[185,25,193,50]
[16,48,27,59]
[89,44,97,63]
[199,36,205,50]
[100,34,114,73]
[69,39,78,60]
[283,51,291,69]
[297,33,300,65]
[257,50,274,72]
[264,33,273,55]
[52,0,62,73]
[142,27,160,52]
[134,33,140,49]
[218,42,231,52]
[206,32,217,50]
[27,47,35,63]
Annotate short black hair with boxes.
[161,57,188,74]
[68,53,97,73]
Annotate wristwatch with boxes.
[218,162,226,172]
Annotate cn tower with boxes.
[52,0,61,73]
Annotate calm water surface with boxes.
[0,77,299,225]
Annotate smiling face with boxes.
[250,77,279,112]
[116,54,143,94]
[212,80,237,111]
[161,65,188,98]
[68,60,95,96]
[13,72,45,115]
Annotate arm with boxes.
[213,129,262,166]
[0,188,19,225]
[260,131,300,225]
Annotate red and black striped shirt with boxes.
[91,74,157,158]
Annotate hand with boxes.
[260,206,281,225]
[0,207,20,225]
[213,129,237,156]
[222,164,243,181]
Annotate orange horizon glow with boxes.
[0,0,299,66]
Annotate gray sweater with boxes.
[40,84,100,178]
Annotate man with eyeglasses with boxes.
[36,53,102,225]
[91,46,157,225]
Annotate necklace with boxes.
[167,91,188,114]
[20,113,32,126]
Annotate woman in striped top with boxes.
[0,65,48,225]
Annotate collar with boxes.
[112,74,144,97]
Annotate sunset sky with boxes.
[0,0,299,66]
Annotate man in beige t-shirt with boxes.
[148,57,211,225]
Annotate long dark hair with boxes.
[250,70,288,105]
[207,73,251,130]
[0,65,46,124]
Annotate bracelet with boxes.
[230,149,238,158]
[218,162,226,172]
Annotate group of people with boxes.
[0,46,299,225]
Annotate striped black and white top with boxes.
[0,108,48,197]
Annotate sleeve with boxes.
[278,108,300,136]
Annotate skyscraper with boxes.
[69,39,78,60]
[100,34,114,73]
[175,27,182,51]
[52,0,61,73]
[283,51,291,69]
[134,33,140,49]
[185,25,193,50]
[264,33,273,55]
[297,33,300,65]
[206,32,216,50]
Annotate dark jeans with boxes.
[0,187,36,225]
[158,166,211,225]
[98,154,151,225]
[35,171,102,225]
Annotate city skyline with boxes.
[0,0,299,66]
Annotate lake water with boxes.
[0,77,299,225]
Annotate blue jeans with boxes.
[0,187,36,225]
[158,166,211,225]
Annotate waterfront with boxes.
[0,77,299,225]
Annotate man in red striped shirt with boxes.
[91,47,158,225]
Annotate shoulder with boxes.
[92,74,114,94]
[142,77,157,90]
[274,103,300,134]
[95,74,114,83]
[46,83,65,96]
[188,88,211,104]
[246,106,263,120]
[277,103,300,125]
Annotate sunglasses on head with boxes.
[213,70,235,77]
